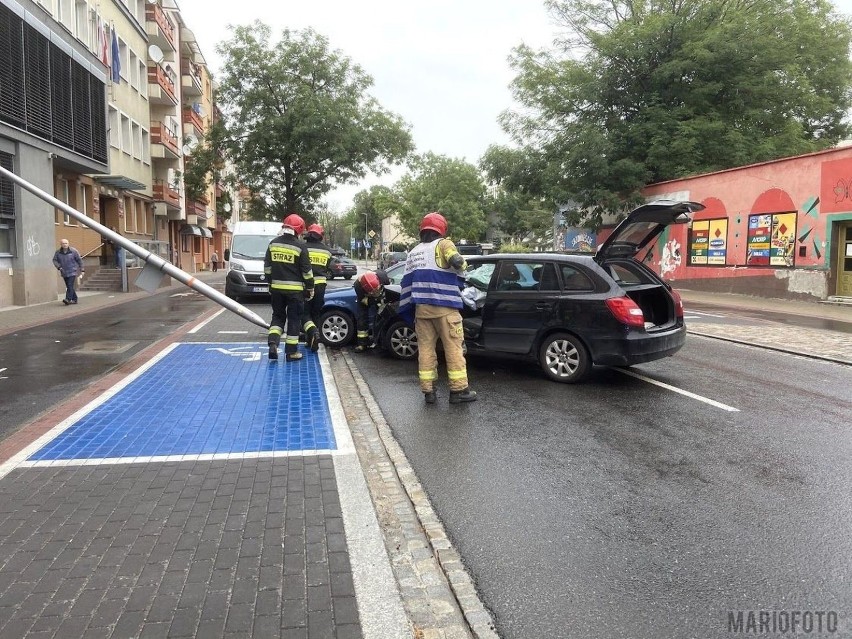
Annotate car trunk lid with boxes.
[594,200,705,263]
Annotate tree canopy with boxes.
[215,22,414,217]
[392,153,488,242]
[500,0,852,226]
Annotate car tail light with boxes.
[605,296,645,327]
[670,288,684,319]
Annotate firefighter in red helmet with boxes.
[398,212,476,404]
[301,223,332,352]
[264,213,313,361]
[352,269,390,352]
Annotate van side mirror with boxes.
[224,249,230,261]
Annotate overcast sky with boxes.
[174,0,852,212]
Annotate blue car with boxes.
[318,264,417,360]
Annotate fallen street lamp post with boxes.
[0,165,270,330]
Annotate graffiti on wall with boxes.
[660,238,681,276]
[25,235,40,257]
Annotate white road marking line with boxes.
[616,368,740,412]
[187,307,225,333]
[218,330,249,334]
[685,310,727,318]
[17,449,343,468]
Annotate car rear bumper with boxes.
[588,325,686,366]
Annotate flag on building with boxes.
[110,26,121,84]
[96,17,109,66]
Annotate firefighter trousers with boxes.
[414,307,468,392]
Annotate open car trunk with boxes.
[622,284,676,329]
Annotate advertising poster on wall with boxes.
[770,212,797,267]
[747,214,772,265]
[563,228,597,253]
[707,219,728,265]
[690,220,709,265]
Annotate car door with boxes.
[480,260,558,354]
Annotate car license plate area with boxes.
[252,287,268,293]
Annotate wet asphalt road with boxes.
[354,335,852,638]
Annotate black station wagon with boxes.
[321,200,704,382]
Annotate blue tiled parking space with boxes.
[29,343,336,460]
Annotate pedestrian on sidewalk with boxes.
[265,213,314,361]
[52,238,84,305]
[399,212,477,404]
[211,251,219,272]
[352,269,390,352]
[301,224,332,352]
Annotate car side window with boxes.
[533,264,560,291]
[465,262,495,290]
[560,265,594,291]
[607,263,646,285]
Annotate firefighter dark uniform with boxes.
[399,212,477,404]
[302,224,333,352]
[353,269,390,352]
[265,215,313,361]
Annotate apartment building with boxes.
[0,0,220,308]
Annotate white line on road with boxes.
[616,368,740,412]
[218,330,249,334]
[187,307,225,333]
[685,310,727,318]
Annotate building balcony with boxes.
[148,64,178,105]
[150,121,180,160]
[182,107,205,137]
[153,179,181,213]
[145,2,176,52]
[185,196,209,218]
[181,59,203,97]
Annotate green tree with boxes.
[215,22,414,214]
[394,153,488,242]
[503,0,852,226]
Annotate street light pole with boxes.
[362,212,369,268]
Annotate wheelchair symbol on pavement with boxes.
[206,346,262,362]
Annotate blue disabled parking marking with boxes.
[28,343,336,461]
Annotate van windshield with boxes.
[231,235,277,259]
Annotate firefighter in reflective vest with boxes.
[352,269,390,352]
[264,214,314,361]
[399,212,477,404]
[302,223,333,352]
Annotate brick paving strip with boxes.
[326,349,499,639]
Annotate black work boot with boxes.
[307,330,320,353]
[424,390,436,404]
[449,388,477,404]
[268,343,278,360]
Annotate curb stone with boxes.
[332,349,499,639]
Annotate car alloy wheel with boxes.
[538,332,590,383]
[383,320,418,360]
[319,309,355,347]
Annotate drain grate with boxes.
[65,340,139,355]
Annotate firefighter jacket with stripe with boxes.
[264,232,314,294]
[399,238,466,313]
[305,239,333,285]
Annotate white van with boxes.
[224,221,282,300]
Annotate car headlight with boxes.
[230,263,246,272]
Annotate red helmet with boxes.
[359,271,382,296]
[420,212,447,237]
[282,213,305,235]
[306,223,324,240]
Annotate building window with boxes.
[121,113,131,155]
[141,128,150,164]
[0,152,16,256]
[108,107,120,148]
[74,0,88,42]
[56,178,74,225]
[132,121,142,160]
[746,213,797,267]
[689,219,729,266]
